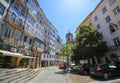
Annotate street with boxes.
[26,66,120,83]
[27,66,71,83]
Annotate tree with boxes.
[58,43,72,64]
[72,25,107,64]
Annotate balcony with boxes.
[20,0,28,7]
[108,45,120,51]
[16,18,24,28]
[6,14,24,30]
[7,14,16,24]
[31,46,43,53]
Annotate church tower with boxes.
[66,31,74,44]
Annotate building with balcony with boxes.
[0,0,61,68]
[76,0,120,64]
[0,0,11,42]
[0,0,34,68]
[41,18,62,67]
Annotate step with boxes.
[20,69,41,83]
[0,69,17,77]
[0,69,32,82]
[12,70,36,83]
[8,70,34,83]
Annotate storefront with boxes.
[0,50,34,68]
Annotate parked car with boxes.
[90,63,120,79]
[69,63,76,70]
[59,63,64,69]
[77,64,90,75]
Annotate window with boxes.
[113,6,120,15]
[25,24,29,31]
[94,16,98,22]
[44,55,45,58]
[21,10,25,16]
[17,18,23,27]
[97,24,101,29]
[4,26,12,38]
[89,22,92,27]
[0,3,5,15]
[109,23,116,33]
[29,39,32,44]
[24,36,27,42]
[118,21,120,26]
[14,2,19,10]
[102,7,107,14]
[105,16,111,23]
[11,12,16,22]
[109,0,116,6]
[36,24,38,29]
[5,0,9,3]
[14,30,21,41]
[113,38,120,47]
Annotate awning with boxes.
[0,50,34,58]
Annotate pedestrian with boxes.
[63,62,68,73]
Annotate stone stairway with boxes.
[0,68,41,83]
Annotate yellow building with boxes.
[76,0,120,64]
[76,12,93,34]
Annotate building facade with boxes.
[0,0,61,68]
[76,0,120,64]
[41,19,62,67]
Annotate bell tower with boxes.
[66,31,74,44]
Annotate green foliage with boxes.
[72,25,107,61]
[58,43,71,57]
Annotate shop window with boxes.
[0,3,5,15]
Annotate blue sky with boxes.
[38,0,101,43]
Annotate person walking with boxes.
[63,62,68,73]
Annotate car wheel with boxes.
[103,73,109,80]
[84,71,88,75]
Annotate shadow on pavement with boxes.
[55,69,70,75]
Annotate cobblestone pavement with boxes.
[68,70,120,83]
[68,73,95,83]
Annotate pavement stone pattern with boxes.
[68,74,95,83]
[111,81,120,83]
